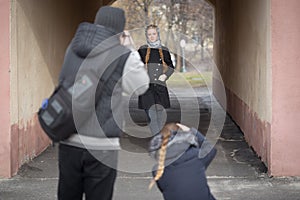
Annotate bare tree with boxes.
[113,0,154,28]
[114,0,213,41]
[133,0,153,25]
[113,0,214,70]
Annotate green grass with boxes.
[167,71,212,88]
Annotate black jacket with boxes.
[138,45,174,109]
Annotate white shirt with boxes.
[122,50,149,96]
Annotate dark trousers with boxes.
[58,144,117,200]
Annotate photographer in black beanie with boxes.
[57,6,149,200]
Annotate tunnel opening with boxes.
[111,0,216,128]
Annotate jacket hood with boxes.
[71,22,120,58]
[149,129,199,161]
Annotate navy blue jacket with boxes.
[151,128,217,200]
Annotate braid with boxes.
[149,123,179,190]
[145,47,151,70]
[145,47,168,73]
[149,131,170,189]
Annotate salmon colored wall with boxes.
[213,0,300,176]
[0,0,11,178]
[214,0,271,122]
[271,0,300,176]
[213,0,271,168]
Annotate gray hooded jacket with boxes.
[59,22,149,150]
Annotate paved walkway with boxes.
[1,87,300,200]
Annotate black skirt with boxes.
[138,83,171,109]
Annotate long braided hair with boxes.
[149,123,180,189]
[145,47,168,73]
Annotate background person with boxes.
[138,24,175,135]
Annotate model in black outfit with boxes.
[138,24,175,135]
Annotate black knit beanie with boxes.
[94,6,126,34]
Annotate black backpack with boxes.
[38,83,75,142]
[38,46,128,142]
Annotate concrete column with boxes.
[271,0,300,176]
[0,0,11,178]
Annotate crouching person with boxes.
[149,123,217,200]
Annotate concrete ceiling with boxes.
[206,0,216,7]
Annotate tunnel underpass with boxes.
[1,0,300,178]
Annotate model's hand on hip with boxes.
[158,74,167,81]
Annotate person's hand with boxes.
[121,30,135,50]
[176,123,190,132]
[158,74,167,82]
